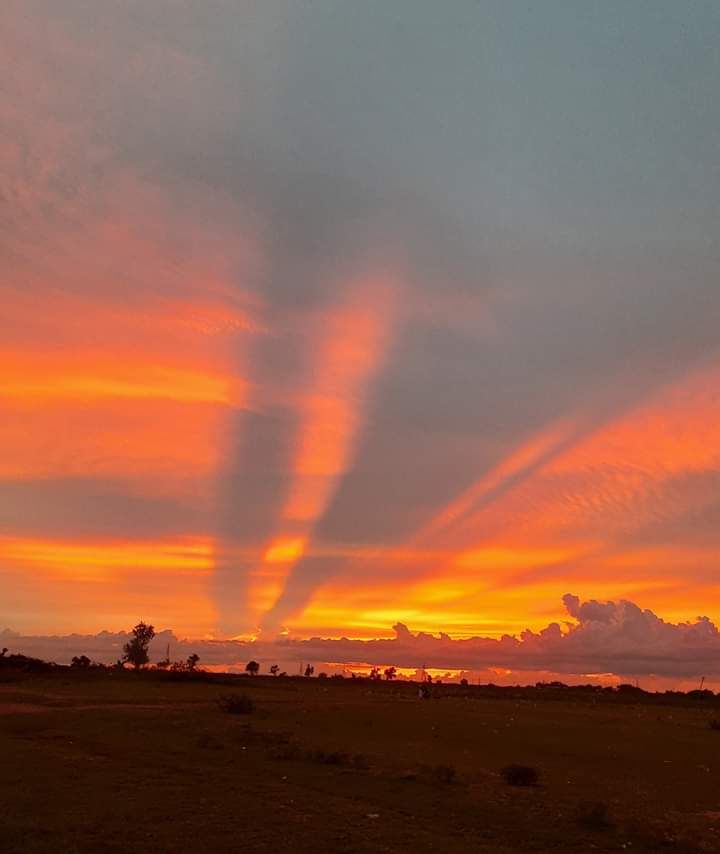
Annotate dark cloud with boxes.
[0,478,209,540]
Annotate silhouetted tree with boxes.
[369,667,381,680]
[304,664,314,677]
[122,621,156,669]
[460,678,469,687]
[269,664,279,676]
[0,648,7,658]
[186,653,200,672]
[245,660,260,676]
[384,666,397,681]
[71,655,92,669]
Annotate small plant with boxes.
[709,718,720,731]
[270,743,303,761]
[351,753,370,770]
[575,800,612,830]
[308,749,351,766]
[430,764,456,785]
[500,764,539,787]
[218,693,255,715]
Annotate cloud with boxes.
[6,595,720,682]
[2,1,720,641]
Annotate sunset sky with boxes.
[2,2,720,674]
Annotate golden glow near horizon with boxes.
[4,282,720,638]
[245,275,399,626]
[0,300,720,637]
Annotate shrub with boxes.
[218,693,255,715]
[429,764,456,784]
[270,743,303,761]
[575,800,612,830]
[308,749,351,766]
[500,764,539,787]
[351,753,370,770]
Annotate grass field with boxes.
[2,671,720,853]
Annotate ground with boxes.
[1,671,720,853]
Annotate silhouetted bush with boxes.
[0,652,54,673]
[687,689,714,700]
[500,764,539,787]
[218,693,255,714]
[575,800,612,830]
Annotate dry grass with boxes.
[1,672,720,853]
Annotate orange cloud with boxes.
[245,274,400,627]
[0,536,216,635]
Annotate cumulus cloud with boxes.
[5,595,720,681]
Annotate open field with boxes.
[2,672,720,853]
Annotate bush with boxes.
[429,764,456,784]
[500,764,539,787]
[308,749,351,766]
[575,800,612,830]
[270,743,303,761]
[217,693,255,715]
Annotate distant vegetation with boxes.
[122,621,155,669]
[3,625,720,710]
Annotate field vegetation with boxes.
[2,655,720,852]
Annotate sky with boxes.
[2,2,720,679]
